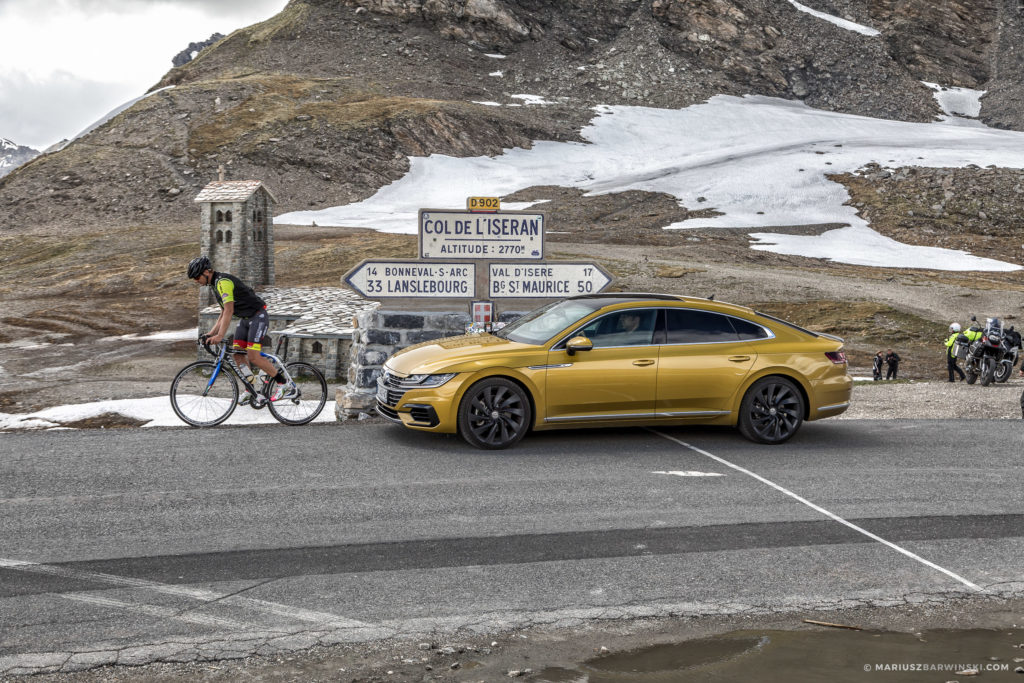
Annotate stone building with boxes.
[194,178,276,307]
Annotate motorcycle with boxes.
[964,317,1004,386]
[995,325,1022,383]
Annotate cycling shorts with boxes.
[231,307,269,353]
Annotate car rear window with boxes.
[754,312,819,337]
[665,309,739,344]
[729,316,771,340]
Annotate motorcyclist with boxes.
[964,316,983,343]
[945,323,966,382]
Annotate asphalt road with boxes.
[1,420,1023,675]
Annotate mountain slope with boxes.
[0,0,1021,232]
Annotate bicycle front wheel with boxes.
[267,362,328,426]
[170,361,238,427]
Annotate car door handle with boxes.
[728,355,751,362]
[633,359,656,366]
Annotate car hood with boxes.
[384,333,544,375]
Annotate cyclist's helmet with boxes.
[949,322,961,333]
[187,255,211,280]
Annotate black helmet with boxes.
[187,255,211,279]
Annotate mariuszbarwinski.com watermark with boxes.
[864,663,1009,672]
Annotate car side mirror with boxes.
[566,336,593,356]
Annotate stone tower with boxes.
[194,174,277,306]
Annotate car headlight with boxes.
[405,373,457,388]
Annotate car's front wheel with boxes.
[457,377,532,450]
[737,377,804,445]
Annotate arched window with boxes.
[312,341,323,354]
[225,210,233,222]
[215,210,224,223]
[225,230,232,243]
[216,230,223,243]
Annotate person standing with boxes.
[872,351,884,381]
[944,323,966,382]
[884,348,901,380]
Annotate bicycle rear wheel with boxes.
[170,361,238,427]
[267,362,328,426]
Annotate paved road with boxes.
[1,420,1022,674]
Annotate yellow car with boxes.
[376,293,851,449]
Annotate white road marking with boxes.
[0,557,371,627]
[651,430,984,592]
[62,594,250,630]
[652,470,725,477]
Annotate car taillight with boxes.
[825,351,847,364]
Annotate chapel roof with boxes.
[194,180,278,204]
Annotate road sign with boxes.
[419,209,544,260]
[344,261,476,298]
[466,196,500,212]
[488,262,612,298]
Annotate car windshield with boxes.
[493,299,605,345]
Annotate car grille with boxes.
[378,369,413,407]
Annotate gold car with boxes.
[376,294,851,449]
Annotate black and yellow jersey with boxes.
[211,272,266,319]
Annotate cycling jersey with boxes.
[211,272,266,319]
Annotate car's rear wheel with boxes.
[457,377,532,450]
[737,377,804,445]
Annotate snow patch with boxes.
[922,81,984,119]
[510,94,555,106]
[0,395,336,431]
[786,0,880,36]
[276,95,1024,271]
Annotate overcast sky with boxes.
[0,0,288,150]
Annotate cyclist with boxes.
[187,256,296,404]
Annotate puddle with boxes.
[537,628,1022,682]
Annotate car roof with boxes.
[570,292,755,315]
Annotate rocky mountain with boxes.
[0,138,39,179]
[1,0,1022,231]
[172,33,226,68]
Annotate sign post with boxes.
[419,209,544,259]
[339,198,615,418]
[345,261,476,298]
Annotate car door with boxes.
[655,308,762,416]
[543,308,659,423]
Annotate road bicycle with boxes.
[170,334,328,427]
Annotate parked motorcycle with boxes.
[965,317,1005,386]
[995,325,1022,383]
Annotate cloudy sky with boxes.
[0,0,288,150]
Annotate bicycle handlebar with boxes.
[198,334,219,357]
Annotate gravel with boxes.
[840,377,1024,420]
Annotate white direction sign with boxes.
[419,209,544,260]
[345,261,476,298]
[488,262,612,298]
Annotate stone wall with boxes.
[337,307,525,419]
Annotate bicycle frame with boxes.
[201,338,294,402]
